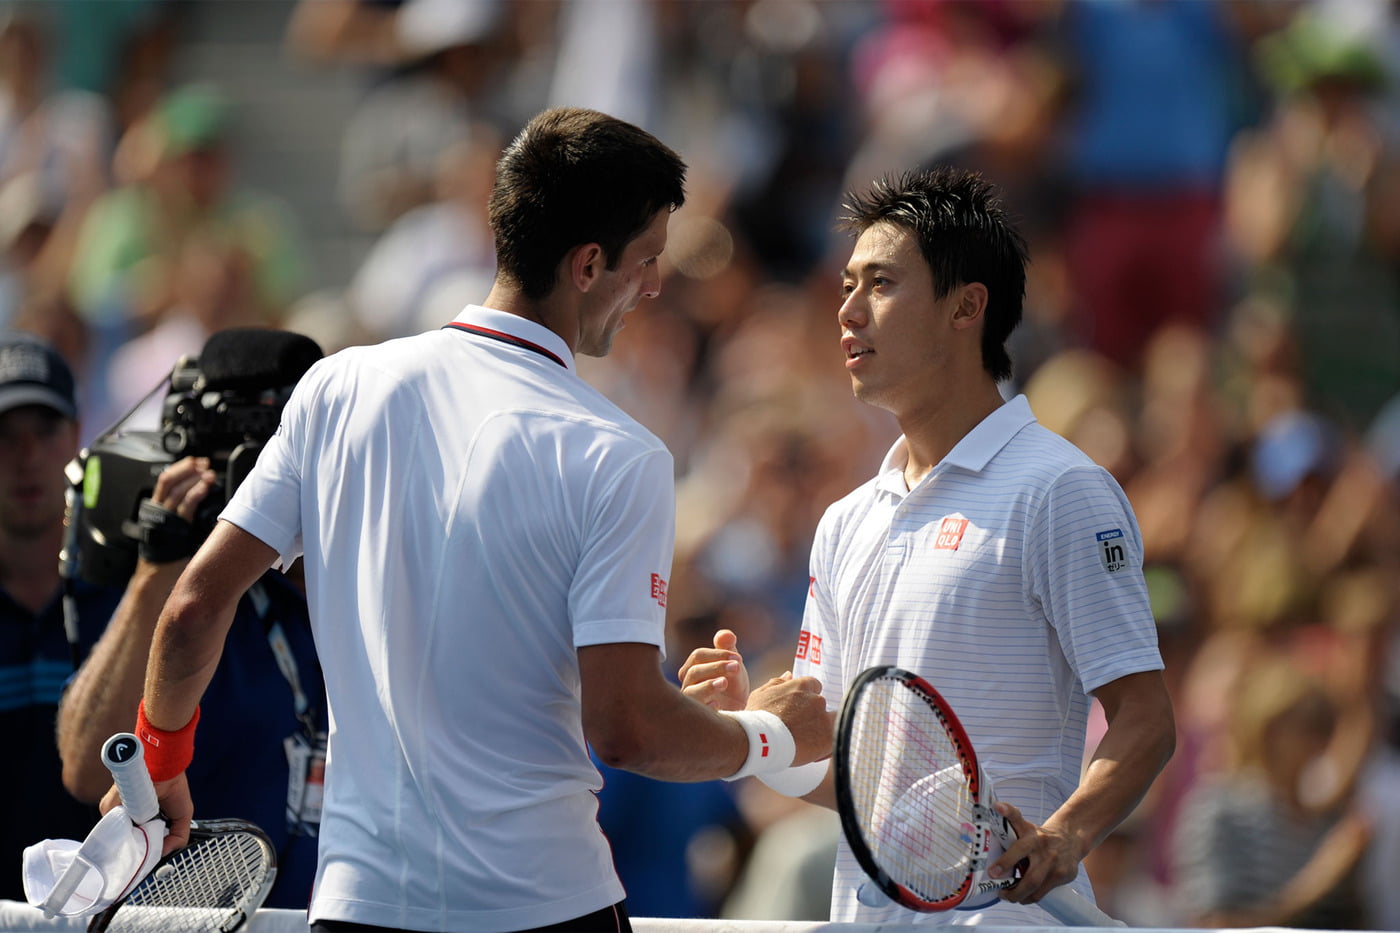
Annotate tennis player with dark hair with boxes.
[683,166,1176,925]
[109,107,832,933]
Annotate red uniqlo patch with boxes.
[796,630,810,659]
[935,517,969,550]
[650,573,668,607]
[758,733,770,757]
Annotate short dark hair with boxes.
[488,108,687,300]
[839,167,1028,382]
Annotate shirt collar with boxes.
[876,394,1037,490]
[448,305,576,373]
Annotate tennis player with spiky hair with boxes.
[683,167,1175,926]
[111,107,833,933]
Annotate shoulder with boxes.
[813,473,884,537]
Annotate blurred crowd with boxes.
[3,0,1400,928]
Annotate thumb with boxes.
[713,628,738,651]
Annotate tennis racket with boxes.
[834,666,1124,926]
[87,734,278,933]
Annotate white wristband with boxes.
[719,709,796,781]
[758,758,829,797]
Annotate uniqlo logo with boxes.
[795,630,822,664]
[650,573,667,607]
[935,517,969,550]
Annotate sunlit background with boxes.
[2,0,1399,928]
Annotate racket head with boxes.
[87,819,278,933]
[834,665,1003,912]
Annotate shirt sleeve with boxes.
[569,445,675,658]
[793,508,843,712]
[219,365,319,567]
[1025,464,1163,694]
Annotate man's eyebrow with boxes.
[842,260,897,278]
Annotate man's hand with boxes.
[678,628,749,710]
[99,772,194,857]
[746,670,833,766]
[138,457,219,566]
[989,800,1082,904]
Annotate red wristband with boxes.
[135,699,200,783]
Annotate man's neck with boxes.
[897,383,1005,489]
[481,285,578,354]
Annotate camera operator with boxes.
[56,329,327,909]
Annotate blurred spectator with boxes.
[0,171,61,329]
[1171,652,1371,927]
[102,231,270,431]
[285,0,407,69]
[1055,0,1255,372]
[43,0,181,130]
[67,82,306,333]
[1227,6,1400,429]
[0,12,116,322]
[0,11,115,201]
[332,0,520,231]
[345,122,501,342]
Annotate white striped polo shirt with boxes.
[793,394,1162,925]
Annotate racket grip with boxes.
[1041,886,1127,928]
[101,733,161,823]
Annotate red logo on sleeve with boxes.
[795,630,822,665]
[650,574,668,607]
[935,517,969,550]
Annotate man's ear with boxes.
[949,282,988,330]
[567,243,606,293]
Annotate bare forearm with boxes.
[141,521,277,731]
[590,687,750,782]
[582,643,831,783]
[142,591,231,731]
[1047,673,1176,860]
[58,563,183,801]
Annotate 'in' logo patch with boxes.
[1096,529,1127,573]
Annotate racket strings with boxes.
[849,678,980,902]
[105,831,272,933]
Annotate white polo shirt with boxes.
[222,305,674,931]
[792,395,1162,925]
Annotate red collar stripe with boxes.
[443,323,567,369]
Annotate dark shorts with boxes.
[310,901,631,933]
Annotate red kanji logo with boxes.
[650,573,667,607]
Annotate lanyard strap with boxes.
[442,322,568,369]
[250,581,314,728]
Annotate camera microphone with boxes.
[197,328,324,393]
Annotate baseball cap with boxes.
[157,83,231,157]
[0,334,77,419]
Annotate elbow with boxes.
[588,722,652,772]
[59,756,107,805]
